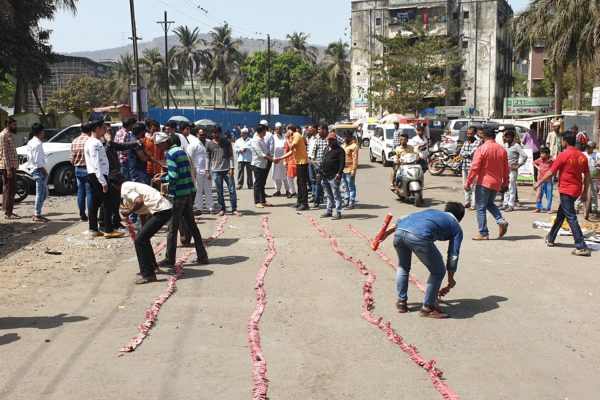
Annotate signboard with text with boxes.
[504,97,555,116]
[592,87,600,107]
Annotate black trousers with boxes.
[165,194,208,264]
[99,180,121,231]
[136,209,172,278]
[264,160,273,197]
[296,163,309,206]
[237,161,253,188]
[88,174,109,232]
[253,166,268,205]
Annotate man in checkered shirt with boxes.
[70,122,92,221]
[114,118,135,180]
[311,123,329,207]
[459,126,481,210]
[0,117,20,219]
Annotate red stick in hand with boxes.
[371,213,393,251]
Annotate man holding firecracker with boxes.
[379,202,465,318]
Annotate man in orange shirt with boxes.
[144,119,165,187]
[465,127,510,240]
[277,124,309,210]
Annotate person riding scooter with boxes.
[390,133,423,189]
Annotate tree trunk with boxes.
[13,70,28,114]
[169,88,178,110]
[189,67,197,110]
[213,82,217,110]
[575,60,584,110]
[32,86,45,117]
[554,65,564,114]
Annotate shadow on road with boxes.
[0,333,20,346]
[503,234,542,241]
[0,314,88,330]
[179,268,214,280]
[0,220,73,259]
[442,295,508,319]
[205,255,250,266]
[340,213,378,220]
[206,237,240,247]
[354,203,389,210]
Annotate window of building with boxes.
[375,17,382,26]
[463,11,469,19]
[462,40,469,49]
[452,12,458,19]
[185,90,190,96]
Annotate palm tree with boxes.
[172,25,204,110]
[110,53,136,104]
[166,47,185,109]
[322,40,350,91]
[141,48,165,107]
[285,32,319,64]
[197,50,218,109]
[226,51,248,108]
[207,23,242,109]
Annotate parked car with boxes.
[442,118,488,153]
[425,119,448,144]
[369,123,417,167]
[16,122,122,195]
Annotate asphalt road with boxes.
[1,157,598,400]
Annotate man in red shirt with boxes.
[534,131,591,256]
[465,127,510,240]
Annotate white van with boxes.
[369,123,417,167]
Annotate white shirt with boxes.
[273,134,287,158]
[27,136,46,170]
[307,136,316,159]
[188,139,209,173]
[176,133,189,151]
[121,181,172,215]
[250,134,268,169]
[234,137,253,162]
[84,137,110,186]
[264,131,274,155]
[408,134,429,158]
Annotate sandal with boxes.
[232,210,242,216]
[135,275,157,285]
[396,300,408,313]
[5,214,21,220]
[418,307,449,319]
[32,216,46,222]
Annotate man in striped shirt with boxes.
[154,132,208,267]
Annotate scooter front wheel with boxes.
[413,191,423,207]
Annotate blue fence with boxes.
[146,108,313,132]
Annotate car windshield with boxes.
[48,126,81,143]
[386,128,416,140]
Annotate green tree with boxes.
[368,19,462,116]
[46,75,112,113]
[238,51,312,114]
[172,25,205,110]
[109,54,136,104]
[290,65,346,122]
[141,48,165,107]
[0,73,15,106]
[285,32,319,64]
[207,24,242,109]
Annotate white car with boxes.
[369,123,417,167]
[17,122,122,195]
[360,123,377,148]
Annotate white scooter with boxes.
[393,153,425,207]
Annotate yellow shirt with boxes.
[291,132,308,164]
[343,142,358,174]
[394,144,421,160]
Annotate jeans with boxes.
[536,181,553,210]
[312,163,324,202]
[252,166,268,204]
[75,166,91,219]
[212,170,237,212]
[475,185,505,237]
[32,170,48,216]
[120,161,130,181]
[341,173,356,206]
[165,194,208,264]
[462,169,475,206]
[136,209,172,278]
[308,161,317,200]
[130,167,149,184]
[393,229,446,307]
[548,194,587,249]
[321,177,343,215]
[296,164,309,206]
[503,170,518,207]
[237,161,253,188]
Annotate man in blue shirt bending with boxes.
[381,202,464,318]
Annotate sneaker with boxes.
[236,185,242,190]
[396,300,408,313]
[472,234,489,241]
[504,206,514,212]
[321,212,332,218]
[297,204,309,211]
[157,259,175,268]
[331,213,342,220]
[544,234,555,247]
[85,230,100,238]
[572,248,592,256]
[418,307,449,319]
[498,221,509,237]
[286,191,292,198]
[255,203,265,208]
[344,204,355,210]
[104,230,125,239]
[272,191,282,197]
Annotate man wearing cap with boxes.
[153,131,209,267]
[272,122,290,196]
[234,127,253,190]
[495,125,507,145]
[318,132,345,220]
[546,121,563,158]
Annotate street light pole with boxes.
[266,34,271,124]
[129,0,142,120]
[157,11,174,110]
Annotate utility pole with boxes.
[266,34,271,124]
[128,0,142,120]
[157,11,174,109]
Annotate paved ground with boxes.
[1,158,598,400]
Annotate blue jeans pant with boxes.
[120,161,130,181]
[536,181,553,210]
[548,194,587,249]
[342,173,356,205]
[32,170,48,216]
[308,161,317,200]
[311,163,324,202]
[212,170,237,212]
[321,177,343,215]
[393,229,446,307]
[75,166,91,219]
[475,185,505,237]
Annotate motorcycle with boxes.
[0,170,32,203]
[427,141,462,176]
[392,152,425,207]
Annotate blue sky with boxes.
[41,0,529,53]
